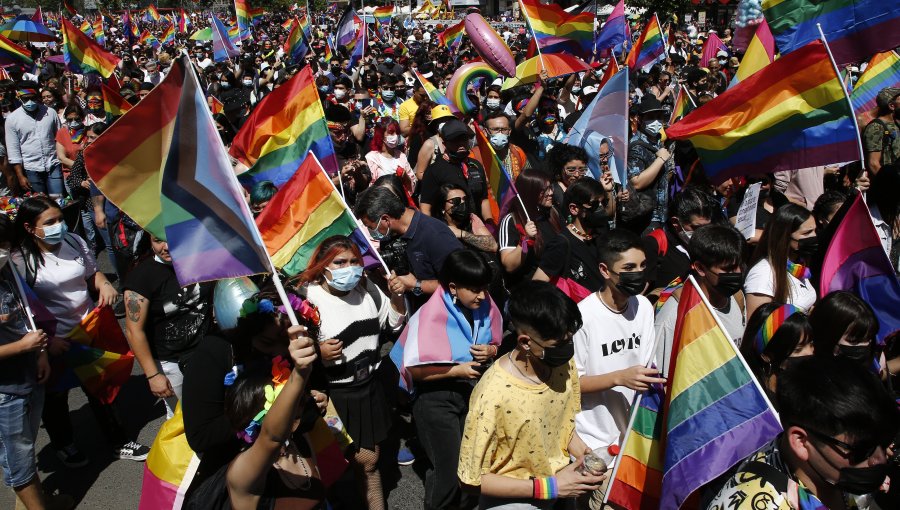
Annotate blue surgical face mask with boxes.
[326,265,363,292]
[369,217,388,241]
[22,100,38,112]
[39,221,67,245]
[385,57,394,64]
[489,132,509,150]
[381,90,396,101]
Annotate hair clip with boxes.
[224,364,244,386]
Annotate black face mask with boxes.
[614,270,646,296]
[713,272,743,297]
[448,202,470,223]
[581,208,610,230]
[779,354,813,373]
[834,463,889,495]
[795,236,819,259]
[447,151,468,164]
[837,344,873,366]
[537,340,575,367]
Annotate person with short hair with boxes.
[704,356,898,509]
[5,81,63,196]
[654,224,746,376]
[248,180,277,217]
[458,281,606,509]
[862,87,900,175]
[573,229,663,508]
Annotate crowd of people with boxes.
[0,4,898,510]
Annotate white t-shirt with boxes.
[744,258,817,312]
[574,293,656,451]
[12,233,97,335]
[654,293,745,378]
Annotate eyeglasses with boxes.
[805,427,883,464]
[488,127,511,135]
[564,166,588,175]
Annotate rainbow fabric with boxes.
[471,125,515,222]
[229,66,338,187]
[821,194,900,344]
[250,6,265,26]
[61,17,119,78]
[753,303,800,354]
[396,41,408,57]
[283,17,309,65]
[322,38,333,62]
[297,14,311,40]
[210,15,240,62]
[234,0,251,40]
[122,11,138,44]
[0,32,32,66]
[92,18,106,46]
[161,24,175,45]
[786,260,811,280]
[101,82,133,117]
[662,41,858,184]
[390,287,502,393]
[373,6,393,25]
[413,68,459,113]
[281,18,294,32]
[700,31,728,67]
[138,403,200,510]
[594,0,625,57]
[437,20,464,53]
[52,307,135,405]
[762,0,900,67]
[609,276,782,510]
[78,19,93,37]
[625,15,665,71]
[851,51,900,127]
[210,95,224,115]
[177,9,188,33]
[146,4,161,22]
[730,20,775,88]
[84,56,270,287]
[140,30,160,50]
[520,0,594,60]
[256,152,380,276]
[668,85,693,125]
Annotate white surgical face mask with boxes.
[485,98,500,109]
[334,89,347,100]
[644,120,664,135]
[571,86,582,95]
[385,134,400,148]
[489,133,509,150]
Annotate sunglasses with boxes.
[805,427,883,464]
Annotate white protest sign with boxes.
[735,182,762,240]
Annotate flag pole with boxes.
[687,275,780,419]
[517,0,547,75]
[816,23,865,165]
[474,125,531,223]
[9,266,38,332]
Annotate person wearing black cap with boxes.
[621,96,673,234]
[419,119,492,226]
[326,104,370,204]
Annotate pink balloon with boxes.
[464,13,515,78]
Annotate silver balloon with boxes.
[214,277,260,330]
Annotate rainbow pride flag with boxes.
[61,17,119,78]
[626,15,665,71]
[284,17,309,65]
[140,30,160,50]
[281,18,294,32]
[0,32,32,66]
[471,125,516,222]
[139,404,200,510]
[122,10,138,45]
[101,83,133,117]
[608,276,782,509]
[84,56,271,287]
[373,6,393,25]
[234,0,251,40]
[396,41,408,57]
[763,0,900,67]
[437,20,464,53]
[78,19,94,37]
[177,9,188,33]
[230,66,339,187]
[250,6,265,26]
[256,152,382,276]
[210,95,224,116]
[729,20,775,88]
[413,69,458,113]
[93,18,106,46]
[520,0,594,60]
[322,38,333,62]
[146,4,161,22]
[52,307,135,405]
[297,14,312,40]
[821,194,900,344]
[210,15,240,62]
[851,51,900,128]
[700,31,728,67]
[161,23,175,46]
[594,0,625,57]
[668,85,694,125]
[663,40,858,184]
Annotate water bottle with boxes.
[581,444,620,475]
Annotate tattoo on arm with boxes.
[125,291,145,323]
[460,231,499,253]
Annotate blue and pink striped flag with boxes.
[390,288,502,393]
[210,15,240,62]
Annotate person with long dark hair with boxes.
[809,291,886,377]
[11,196,148,468]
[391,249,502,510]
[739,303,813,399]
[867,163,900,271]
[745,203,819,317]
[296,235,407,510]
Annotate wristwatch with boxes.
[412,280,423,296]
